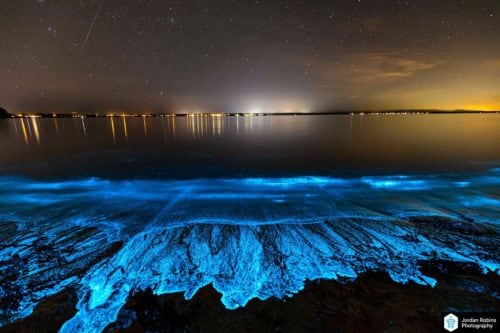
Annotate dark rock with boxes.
[0,288,78,333]
[101,261,500,333]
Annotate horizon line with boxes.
[5,109,500,118]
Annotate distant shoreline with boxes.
[5,109,500,118]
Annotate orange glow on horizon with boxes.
[462,104,500,112]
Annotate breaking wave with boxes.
[0,171,499,332]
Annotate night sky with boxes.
[1,0,499,113]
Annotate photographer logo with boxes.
[444,313,458,332]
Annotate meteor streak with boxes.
[79,0,105,51]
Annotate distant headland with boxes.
[0,107,12,118]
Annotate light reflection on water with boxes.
[0,114,499,178]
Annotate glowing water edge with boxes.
[0,171,499,332]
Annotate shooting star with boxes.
[79,0,105,51]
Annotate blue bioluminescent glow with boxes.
[0,172,499,332]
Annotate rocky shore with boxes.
[2,259,498,333]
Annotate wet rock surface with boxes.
[4,260,498,333]
[0,289,77,333]
[103,261,499,333]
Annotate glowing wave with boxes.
[0,172,499,332]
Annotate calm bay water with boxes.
[0,114,499,178]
